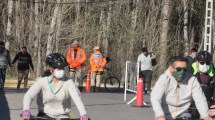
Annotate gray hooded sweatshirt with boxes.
[151,67,209,119]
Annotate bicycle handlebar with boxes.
[20,114,86,120]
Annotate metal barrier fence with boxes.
[124,61,139,103]
[124,61,147,105]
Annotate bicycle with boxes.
[20,114,90,120]
[82,67,120,93]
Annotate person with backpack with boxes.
[12,46,34,90]
[66,40,87,92]
[22,53,89,120]
[137,47,156,94]
[0,41,12,89]
[90,46,107,92]
[186,48,197,73]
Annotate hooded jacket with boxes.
[151,67,209,119]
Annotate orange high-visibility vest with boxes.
[66,47,86,69]
[90,50,107,72]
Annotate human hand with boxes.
[22,110,31,120]
[209,105,215,119]
[155,116,165,120]
[203,116,213,120]
[151,56,156,59]
[76,61,80,66]
[96,65,102,68]
[80,114,89,120]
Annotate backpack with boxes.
[149,52,157,66]
[105,57,111,64]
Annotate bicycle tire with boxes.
[104,76,120,92]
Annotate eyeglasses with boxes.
[174,67,187,72]
[199,62,210,65]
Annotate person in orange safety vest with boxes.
[66,40,86,92]
[90,46,107,92]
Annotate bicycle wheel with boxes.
[104,76,120,92]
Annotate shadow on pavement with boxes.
[0,89,11,120]
[85,102,125,106]
[85,87,124,93]
[3,88,28,93]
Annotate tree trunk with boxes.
[128,0,139,61]
[55,4,62,52]
[183,0,189,56]
[159,0,170,72]
[15,1,21,49]
[46,0,61,56]
[28,0,34,50]
[75,0,80,24]
[189,0,195,49]
[6,0,14,49]
[34,0,39,58]
[83,0,90,49]
[97,7,105,46]
[103,2,112,56]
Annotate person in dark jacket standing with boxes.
[12,46,34,90]
[0,41,12,89]
[186,48,197,73]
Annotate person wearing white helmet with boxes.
[89,46,107,92]
[66,39,87,92]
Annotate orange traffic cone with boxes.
[136,77,144,107]
[85,73,91,93]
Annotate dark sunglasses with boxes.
[199,62,210,65]
[175,67,187,72]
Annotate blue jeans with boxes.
[0,68,6,88]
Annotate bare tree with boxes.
[97,6,105,46]
[128,0,140,60]
[46,0,61,56]
[183,0,189,56]
[6,0,14,49]
[15,0,21,49]
[55,4,63,52]
[159,0,170,73]
[103,2,113,56]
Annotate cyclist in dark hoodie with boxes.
[12,46,34,90]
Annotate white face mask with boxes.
[198,64,210,73]
[53,69,65,79]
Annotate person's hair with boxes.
[0,41,5,46]
[191,48,197,53]
[141,47,148,53]
[41,70,52,77]
[170,56,188,66]
[22,46,27,49]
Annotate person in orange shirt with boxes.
[66,40,86,91]
[90,46,107,92]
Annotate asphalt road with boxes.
[0,88,154,120]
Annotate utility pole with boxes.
[204,0,213,53]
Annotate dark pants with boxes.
[140,70,152,92]
[0,68,6,88]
